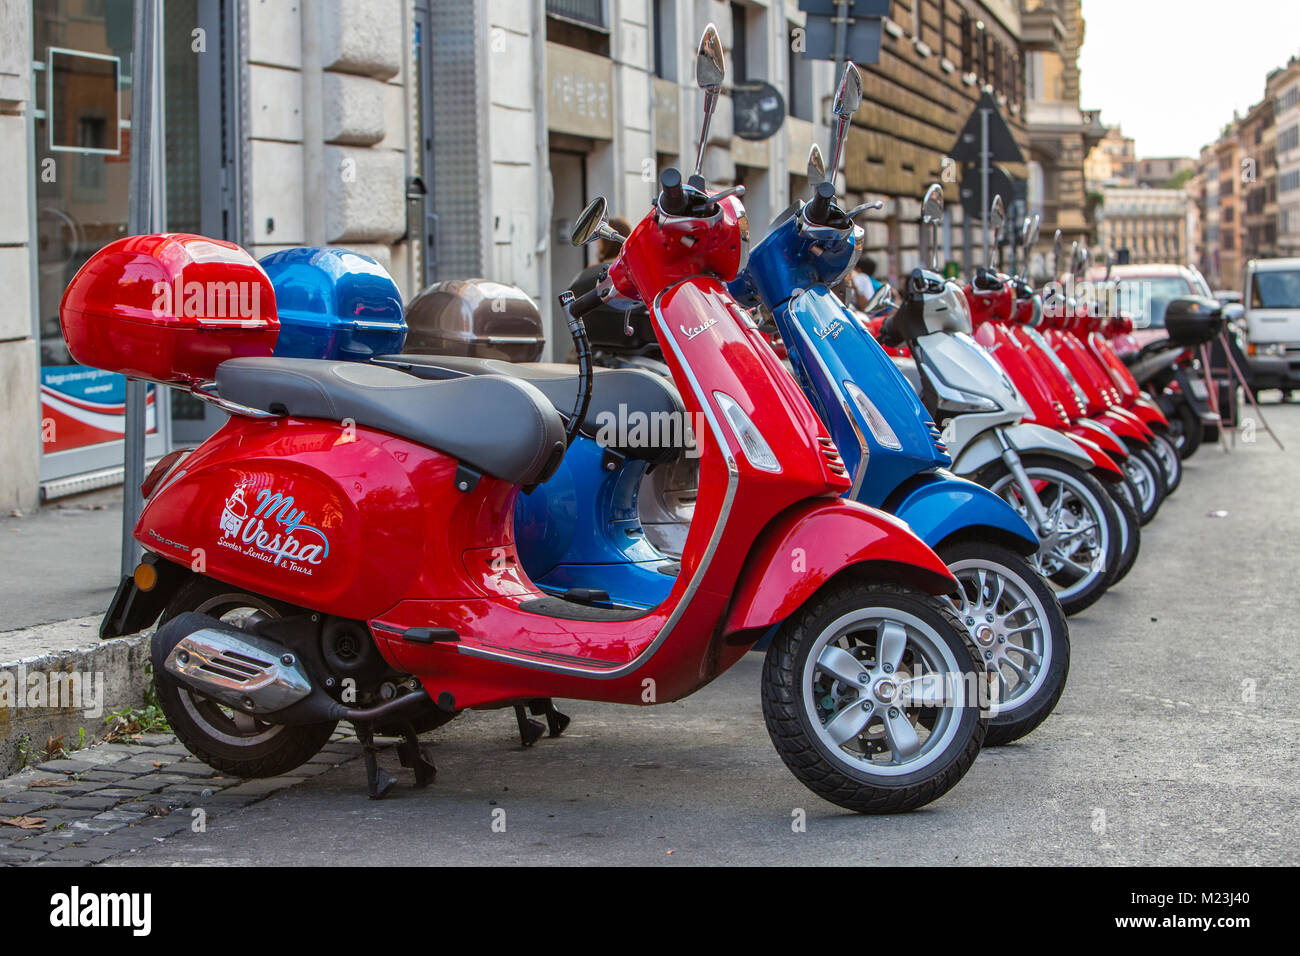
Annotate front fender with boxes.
[721,499,956,636]
[885,472,1037,556]
[1131,395,1169,430]
[1095,409,1153,443]
[951,422,1094,476]
[1067,433,1124,481]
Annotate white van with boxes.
[1243,257,1300,392]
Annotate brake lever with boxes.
[708,184,746,204]
[844,200,884,220]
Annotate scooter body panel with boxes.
[722,498,956,634]
[513,433,675,605]
[884,471,1038,555]
[950,421,1095,476]
[777,286,947,507]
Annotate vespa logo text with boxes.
[816,319,842,340]
[218,485,330,574]
[680,317,717,341]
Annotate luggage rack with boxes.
[190,381,281,420]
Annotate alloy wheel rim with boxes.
[801,607,965,777]
[175,594,286,747]
[990,468,1110,602]
[1123,454,1156,511]
[945,559,1052,716]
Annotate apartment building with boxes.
[1269,57,1300,256]
[0,0,1094,511]
[1095,186,1188,266]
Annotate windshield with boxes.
[1114,276,1196,328]
[1250,269,1300,310]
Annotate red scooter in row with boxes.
[66,27,987,813]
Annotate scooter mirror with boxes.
[989,195,1006,243]
[692,24,726,179]
[1069,241,1081,280]
[825,63,862,185]
[570,196,610,247]
[921,184,944,224]
[1051,229,1062,278]
[863,281,895,316]
[807,144,827,190]
[696,24,725,93]
[921,183,944,270]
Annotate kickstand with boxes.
[395,720,437,787]
[355,723,397,800]
[513,704,545,747]
[529,697,571,737]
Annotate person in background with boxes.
[850,256,879,310]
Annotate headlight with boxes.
[843,380,902,449]
[713,391,781,472]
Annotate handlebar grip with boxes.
[659,168,687,217]
[805,181,835,226]
[565,285,606,320]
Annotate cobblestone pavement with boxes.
[0,731,366,865]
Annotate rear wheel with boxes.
[938,542,1070,747]
[762,580,986,814]
[1104,477,1142,585]
[153,577,337,779]
[983,456,1120,616]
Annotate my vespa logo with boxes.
[679,317,718,341]
[218,485,329,573]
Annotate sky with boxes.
[1077,0,1300,158]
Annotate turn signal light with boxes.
[133,562,158,592]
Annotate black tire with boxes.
[1150,432,1183,495]
[937,541,1070,747]
[1124,444,1166,525]
[1171,400,1202,459]
[153,576,337,779]
[981,455,1121,616]
[1103,477,1142,585]
[761,580,986,814]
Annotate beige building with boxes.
[1096,186,1188,266]
[1136,156,1194,189]
[1085,123,1136,187]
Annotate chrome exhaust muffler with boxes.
[160,615,312,715]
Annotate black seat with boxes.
[216,358,565,486]
[373,354,688,464]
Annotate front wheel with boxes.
[1149,432,1182,495]
[938,541,1070,747]
[1103,476,1142,585]
[762,580,986,814]
[1168,400,1202,459]
[982,456,1121,616]
[1123,444,1166,524]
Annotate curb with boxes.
[0,618,151,776]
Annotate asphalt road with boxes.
[116,404,1300,866]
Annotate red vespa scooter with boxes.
[74,26,985,813]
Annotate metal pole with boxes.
[980,107,990,266]
[121,0,165,576]
[832,0,849,90]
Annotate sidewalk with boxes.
[0,491,124,633]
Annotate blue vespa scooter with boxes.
[724,66,1069,745]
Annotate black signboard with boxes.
[950,92,1024,166]
[802,15,883,63]
[732,80,786,141]
[959,164,1016,222]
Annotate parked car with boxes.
[1103,264,1214,351]
[1241,257,1300,395]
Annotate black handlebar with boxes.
[659,168,687,217]
[805,181,836,227]
[567,284,606,320]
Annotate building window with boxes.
[652,0,676,80]
[546,0,606,30]
[1281,169,1300,194]
[1279,124,1300,154]
[731,3,748,81]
